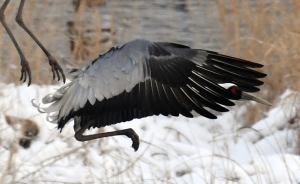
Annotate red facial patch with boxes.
[227,86,242,99]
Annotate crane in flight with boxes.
[33,38,270,151]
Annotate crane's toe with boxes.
[48,55,66,83]
[124,128,140,151]
[132,137,140,152]
[20,58,31,86]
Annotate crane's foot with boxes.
[20,58,31,86]
[48,55,66,83]
[123,128,140,151]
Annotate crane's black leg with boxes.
[15,0,66,83]
[0,0,31,85]
[74,120,140,151]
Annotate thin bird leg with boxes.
[74,120,140,151]
[0,0,31,85]
[15,0,66,83]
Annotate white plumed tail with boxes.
[31,81,75,123]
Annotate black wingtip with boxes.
[208,53,265,68]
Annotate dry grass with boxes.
[73,0,105,13]
[5,115,39,149]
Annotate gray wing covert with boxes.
[79,40,151,102]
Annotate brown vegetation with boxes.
[73,0,105,13]
[5,115,39,149]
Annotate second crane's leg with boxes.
[16,0,66,83]
[0,0,31,85]
[74,120,140,151]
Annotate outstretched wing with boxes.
[38,39,266,130]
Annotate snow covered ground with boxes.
[0,83,299,184]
